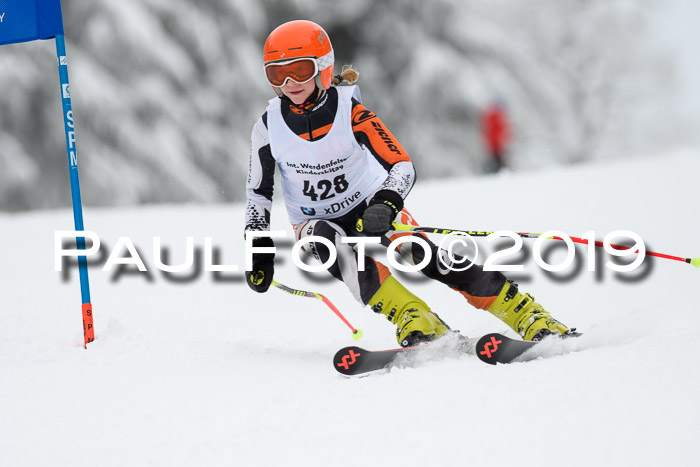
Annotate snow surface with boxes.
[1,150,699,466]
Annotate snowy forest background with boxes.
[0,0,696,212]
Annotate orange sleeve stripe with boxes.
[352,104,411,165]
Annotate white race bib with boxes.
[267,86,386,224]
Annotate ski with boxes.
[475,332,582,364]
[333,335,477,376]
[475,333,537,365]
[333,332,578,375]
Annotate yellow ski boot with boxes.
[487,281,577,341]
[368,275,452,347]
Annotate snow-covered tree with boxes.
[0,0,673,211]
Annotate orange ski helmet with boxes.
[263,20,334,93]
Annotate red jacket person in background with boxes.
[481,101,510,172]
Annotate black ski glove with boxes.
[246,236,275,293]
[356,190,404,236]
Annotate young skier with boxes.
[245,20,577,347]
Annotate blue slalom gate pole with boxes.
[55,34,94,347]
[0,0,94,346]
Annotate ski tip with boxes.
[690,257,700,269]
[476,333,507,365]
[333,346,366,375]
[351,328,363,340]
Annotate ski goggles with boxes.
[264,57,319,87]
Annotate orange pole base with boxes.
[82,303,94,348]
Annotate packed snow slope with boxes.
[1,150,699,467]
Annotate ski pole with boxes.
[271,281,363,339]
[392,223,700,269]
